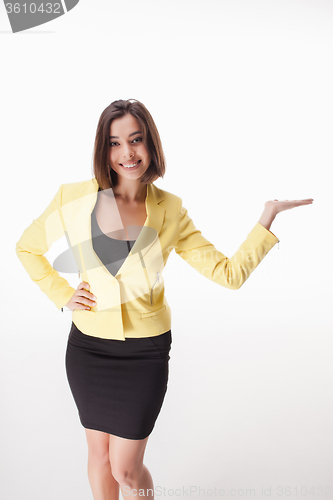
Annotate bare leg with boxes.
[109,434,154,499]
[85,428,120,500]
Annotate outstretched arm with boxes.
[174,196,314,290]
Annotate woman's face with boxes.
[108,113,151,181]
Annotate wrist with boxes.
[258,207,276,231]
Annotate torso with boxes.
[94,190,147,241]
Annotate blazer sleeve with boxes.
[15,184,76,310]
[174,197,279,290]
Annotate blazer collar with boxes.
[77,177,166,244]
[60,178,166,278]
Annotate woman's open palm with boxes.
[265,198,314,216]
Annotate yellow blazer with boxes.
[16,177,279,341]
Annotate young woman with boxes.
[16,98,313,500]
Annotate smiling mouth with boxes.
[120,160,142,168]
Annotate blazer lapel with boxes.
[60,178,166,278]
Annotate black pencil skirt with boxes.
[65,321,172,440]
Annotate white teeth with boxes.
[123,161,139,168]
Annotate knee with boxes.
[88,446,111,467]
[111,463,142,487]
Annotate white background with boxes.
[1,1,332,499]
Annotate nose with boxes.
[122,143,134,159]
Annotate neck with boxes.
[112,178,147,204]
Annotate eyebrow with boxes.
[109,131,141,139]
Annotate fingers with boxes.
[76,282,97,309]
[77,281,90,291]
[292,199,314,206]
[74,302,91,310]
[74,298,96,310]
[273,199,314,202]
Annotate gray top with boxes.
[91,190,136,277]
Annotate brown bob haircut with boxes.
[92,99,166,190]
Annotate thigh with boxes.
[85,428,110,461]
[109,434,149,474]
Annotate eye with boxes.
[109,137,142,147]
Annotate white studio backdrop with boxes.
[1,1,332,499]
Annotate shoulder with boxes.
[151,183,182,207]
[60,178,97,204]
[62,178,93,191]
